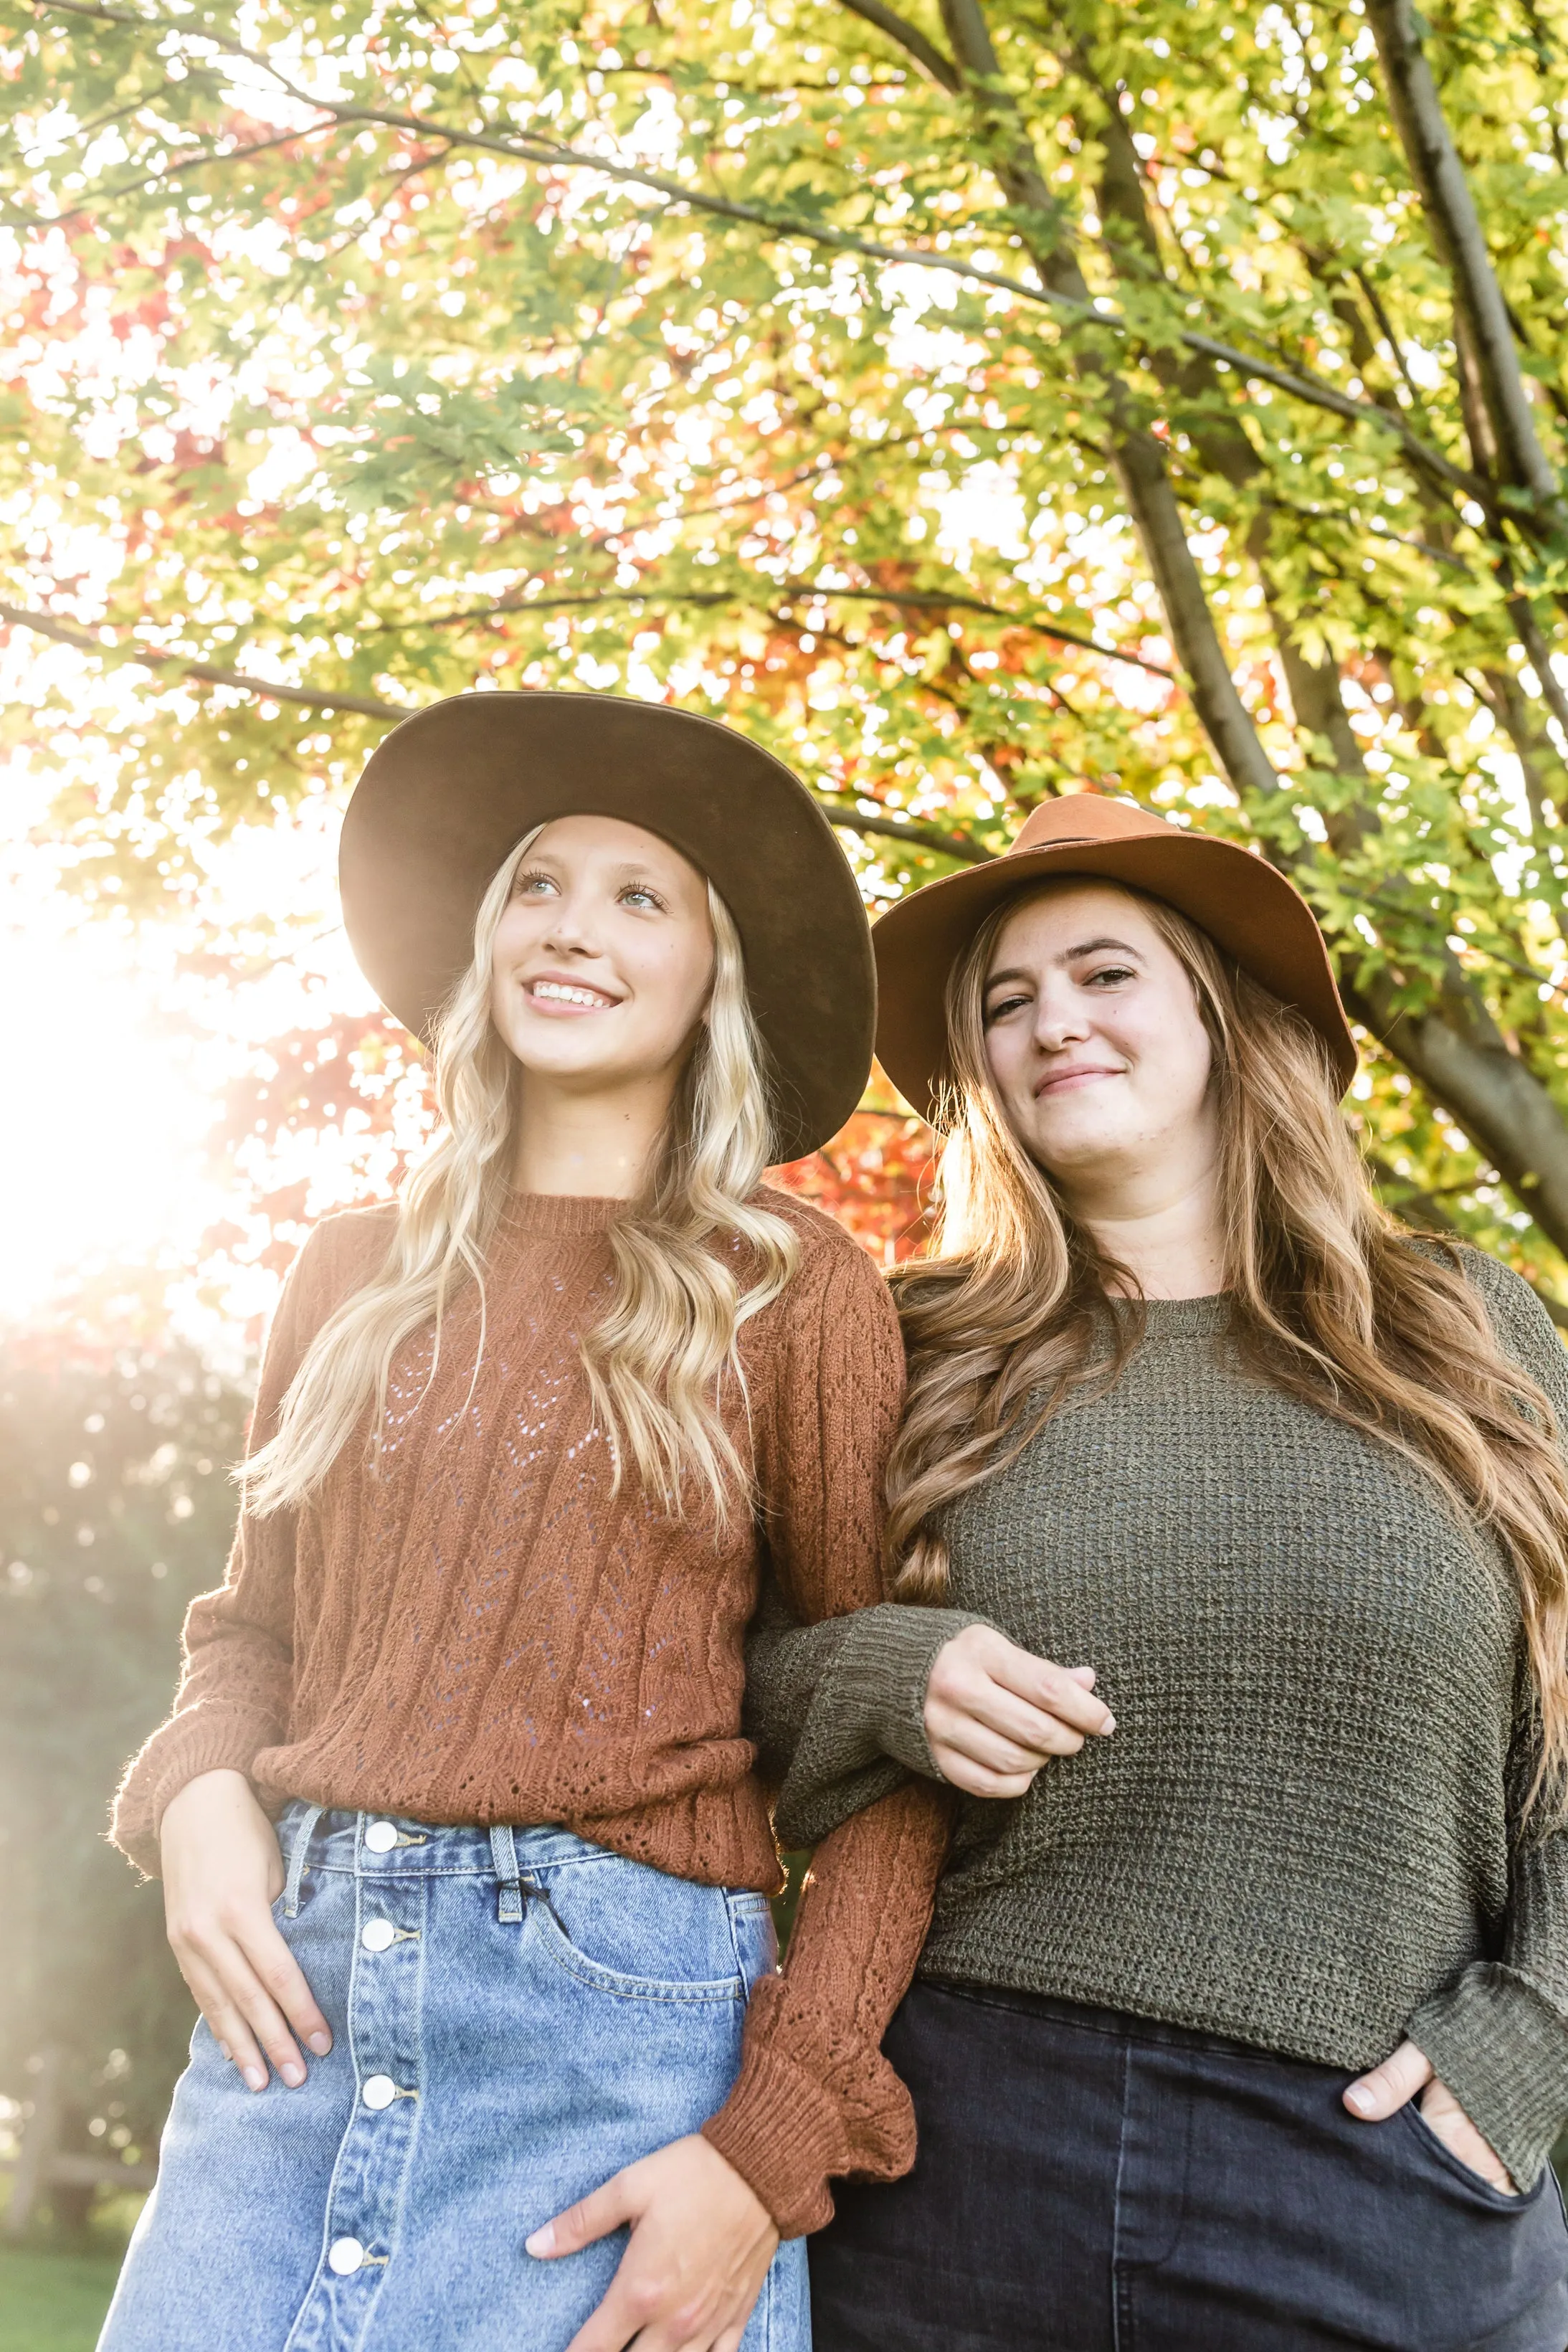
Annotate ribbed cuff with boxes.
[703,2043,848,2239]
[774,1605,984,1848]
[1407,1963,1568,2191]
[111,1715,276,1879]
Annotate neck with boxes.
[1062,1154,1227,1302]
[510,1068,680,1200]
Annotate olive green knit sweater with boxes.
[744,1248,1568,2191]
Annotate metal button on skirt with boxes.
[98,1803,809,2352]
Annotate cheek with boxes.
[490,903,536,979]
[1123,1005,1212,1106]
[624,934,714,1040]
[982,1022,1030,1101]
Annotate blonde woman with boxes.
[748,796,1568,2351]
[101,693,946,2352]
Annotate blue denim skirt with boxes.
[810,1979,1568,2352]
[99,1804,810,2352]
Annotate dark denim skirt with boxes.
[809,1979,1568,2352]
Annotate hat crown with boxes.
[1009,795,1167,856]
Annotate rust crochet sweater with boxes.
[113,1187,948,2236]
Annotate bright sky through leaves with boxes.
[1,0,1567,1333]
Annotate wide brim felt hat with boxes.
[339,690,875,1164]
[873,793,1358,1116]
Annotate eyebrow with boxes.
[985,936,1145,987]
[524,857,666,881]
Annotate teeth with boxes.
[532,981,614,1008]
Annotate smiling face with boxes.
[979,880,1217,1207]
[488,814,716,1094]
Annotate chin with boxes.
[1025,1115,1127,1164]
[500,1022,614,1076]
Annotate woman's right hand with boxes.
[923,1624,1116,1796]
[159,1768,332,2092]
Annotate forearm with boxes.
[746,1583,981,1845]
[1407,1806,1568,2191]
[113,1595,294,1875]
[702,1776,952,2237]
[1407,1962,1568,2191]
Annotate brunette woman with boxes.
[747,794,1568,2351]
[100,691,944,2352]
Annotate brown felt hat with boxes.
[874,793,1358,1114]
[339,690,875,1162]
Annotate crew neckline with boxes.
[1110,1291,1234,1337]
[497,1190,629,1240]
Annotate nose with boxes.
[1032,980,1090,1053]
[539,891,599,959]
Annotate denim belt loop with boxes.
[489,1823,523,1925]
[282,1803,325,1918]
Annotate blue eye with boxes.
[620,884,664,911]
[513,868,557,898]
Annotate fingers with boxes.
[928,1627,1114,1740]
[1418,2080,1517,2192]
[528,2171,637,2261]
[923,1628,1116,1803]
[178,1956,272,2092]
[928,1692,1090,1767]
[982,1636,1116,1737]
[168,1919,313,2090]
[246,1915,333,2057]
[926,1746,1041,1799]
[1344,2038,1434,2120]
[560,2271,697,2352]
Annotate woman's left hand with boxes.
[527,2133,779,2351]
[1344,2039,1517,2193]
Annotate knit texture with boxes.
[113,1185,948,2236]
[745,1248,1568,2191]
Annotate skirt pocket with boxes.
[528,1848,749,2004]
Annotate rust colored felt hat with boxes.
[873,793,1357,1115]
[339,690,875,1164]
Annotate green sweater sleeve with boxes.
[744,1569,982,1848]
[1407,1249,1568,2189]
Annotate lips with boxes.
[1034,1065,1123,1098]
[526,977,622,1011]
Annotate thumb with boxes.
[526,2170,637,2260]
[1344,2039,1433,2121]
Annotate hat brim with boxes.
[873,831,1358,1115]
[339,691,875,1164]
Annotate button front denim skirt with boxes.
[99,1804,810,2352]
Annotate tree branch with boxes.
[1363,1150,1568,1327]
[25,0,1497,511]
[1031,2,1568,1257]
[809,798,992,861]
[835,0,960,89]
[0,602,409,720]
[363,579,1173,675]
[1346,962,1568,1255]
[1364,0,1567,526]
[1506,595,1568,747]
[0,599,993,863]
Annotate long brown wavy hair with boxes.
[885,881,1568,1814]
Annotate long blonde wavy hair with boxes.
[887,879,1568,1813]
[243,827,797,1526]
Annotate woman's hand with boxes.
[923,1623,1116,1797]
[527,2134,779,2352]
[159,1768,333,2092]
[1344,2039,1517,2193]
